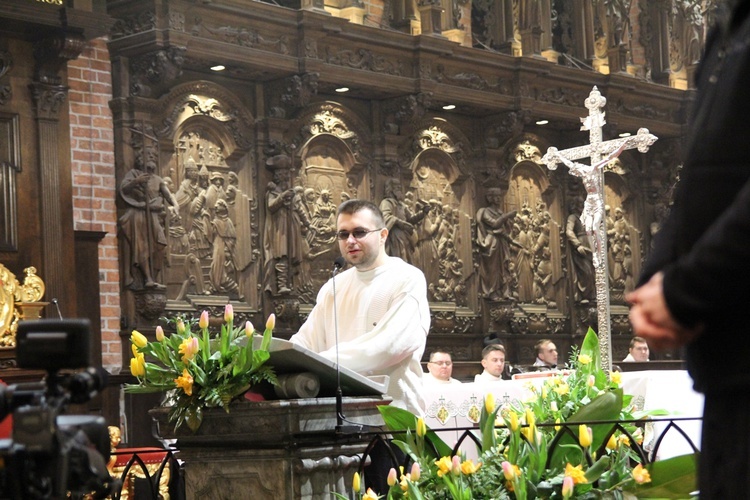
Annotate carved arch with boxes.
[501,134,557,214]
[507,160,551,214]
[290,101,372,172]
[400,117,472,182]
[154,80,255,153]
[298,133,359,202]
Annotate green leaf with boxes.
[260,327,273,352]
[478,401,500,453]
[580,327,601,368]
[123,383,172,394]
[630,453,698,498]
[406,479,426,500]
[584,455,610,483]
[549,390,622,468]
[378,405,452,459]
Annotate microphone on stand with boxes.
[332,257,362,435]
[51,298,63,320]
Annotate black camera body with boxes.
[0,319,119,499]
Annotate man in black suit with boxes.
[628,2,750,497]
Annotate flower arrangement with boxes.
[362,328,697,499]
[125,305,277,432]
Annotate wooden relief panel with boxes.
[604,174,641,298]
[296,137,352,302]
[165,127,255,302]
[408,151,467,304]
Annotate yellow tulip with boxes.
[179,337,200,363]
[618,434,631,448]
[578,353,592,365]
[199,310,209,329]
[131,330,148,349]
[266,313,276,331]
[606,434,617,451]
[555,417,561,432]
[508,411,519,432]
[155,325,165,342]
[352,471,361,493]
[460,459,480,475]
[632,463,651,484]
[562,475,574,499]
[224,303,234,323]
[579,425,593,448]
[387,468,397,486]
[554,383,570,396]
[632,427,644,445]
[245,321,255,338]
[451,455,461,476]
[485,393,495,414]
[174,368,194,396]
[416,417,427,437]
[525,408,535,427]
[130,353,145,377]
[399,475,409,492]
[501,461,516,481]
[523,408,537,443]
[362,488,379,500]
[610,371,622,385]
[131,344,139,358]
[435,456,452,477]
[410,462,421,481]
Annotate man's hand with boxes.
[626,272,702,350]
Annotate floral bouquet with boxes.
[370,328,697,499]
[125,305,277,432]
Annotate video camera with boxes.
[0,319,119,499]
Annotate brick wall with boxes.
[68,37,121,374]
[362,0,385,27]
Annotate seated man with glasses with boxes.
[424,350,462,385]
[474,344,512,382]
[290,199,430,415]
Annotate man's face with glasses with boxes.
[427,352,453,381]
[337,209,387,271]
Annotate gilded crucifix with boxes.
[541,86,658,371]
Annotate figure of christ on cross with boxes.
[542,141,628,267]
[541,87,657,371]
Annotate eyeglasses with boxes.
[429,361,452,367]
[336,228,383,240]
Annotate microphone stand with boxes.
[51,298,63,320]
[332,258,362,435]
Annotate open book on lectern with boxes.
[253,336,389,398]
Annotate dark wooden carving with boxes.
[0,114,20,252]
[103,0,689,372]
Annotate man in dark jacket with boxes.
[628,2,750,497]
